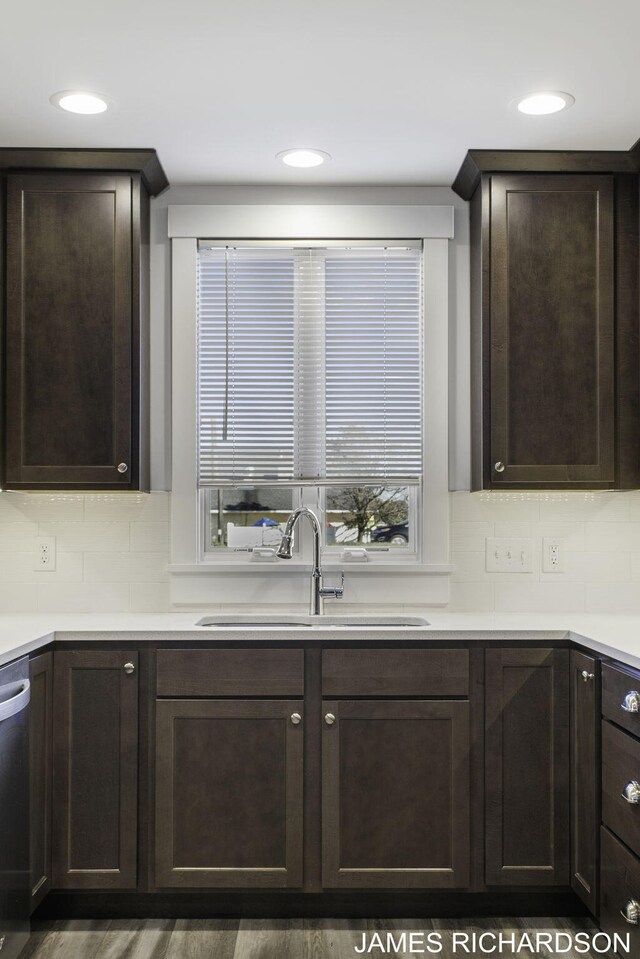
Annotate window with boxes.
[196,242,423,563]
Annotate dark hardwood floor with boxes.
[21,917,603,959]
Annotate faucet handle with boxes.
[320,571,345,600]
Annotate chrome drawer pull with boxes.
[581,670,595,682]
[290,713,302,725]
[622,781,640,805]
[621,900,640,925]
[621,691,640,713]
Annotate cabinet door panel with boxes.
[155,700,304,888]
[52,650,138,889]
[29,652,53,910]
[5,173,134,487]
[322,700,470,888]
[485,648,569,885]
[570,651,599,913]
[490,174,614,487]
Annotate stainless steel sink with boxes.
[195,614,430,628]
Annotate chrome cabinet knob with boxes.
[123,662,135,675]
[622,691,640,713]
[117,463,128,474]
[324,712,336,726]
[581,670,595,682]
[622,781,640,805]
[621,900,640,924]
[290,712,302,725]
[494,461,505,473]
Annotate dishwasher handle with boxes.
[0,679,30,722]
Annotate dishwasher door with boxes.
[0,657,30,959]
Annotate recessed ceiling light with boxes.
[50,91,110,115]
[277,149,331,168]
[514,91,575,115]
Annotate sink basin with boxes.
[195,614,430,628]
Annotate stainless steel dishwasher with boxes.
[0,657,30,959]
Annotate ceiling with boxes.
[2,0,640,187]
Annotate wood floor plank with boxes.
[23,919,111,959]
[94,920,175,959]
[163,919,239,959]
[235,919,310,959]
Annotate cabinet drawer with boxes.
[322,649,469,697]
[603,720,640,858]
[601,826,640,948]
[603,663,640,735]
[156,649,304,697]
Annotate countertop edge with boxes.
[0,618,638,674]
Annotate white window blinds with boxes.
[197,243,423,486]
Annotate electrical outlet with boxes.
[34,536,56,571]
[542,537,564,573]
[485,537,533,573]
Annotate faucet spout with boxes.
[276,507,344,615]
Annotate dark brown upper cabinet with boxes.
[454,151,640,490]
[1,149,167,490]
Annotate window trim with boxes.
[168,205,453,598]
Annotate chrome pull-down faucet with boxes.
[276,507,344,615]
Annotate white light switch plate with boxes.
[485,537,533,573]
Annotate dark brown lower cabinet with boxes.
[600,826,640,950]
[570,650,599,913]
[155,700,304,888]
[322,699,470,888]
[29,652,53,910]
[485,648,569,885]
[52,650,139,889]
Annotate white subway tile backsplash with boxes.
[539,551,630,584]
[38,523,130,552]
[446,492,640,613]
[37,581,131,613]
[494,582,586,613]
[0,489,636,614]
[585,583,640,613]
[539,492,629,523]
[585,522,636,553]
[451,522,494,552]
[130,582,171,612]
[83,552,168,583]
[0,493,84,524]
[537,522,586,552]
[447,582,495,612]
[0,523,39,550]
[0,582,39,612]
[450,491,540,524]
[0,493,171,611]
[83,492,170,523]
[130,522,170,552]
[0,551,83,583]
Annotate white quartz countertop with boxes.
[0,611,639,672]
